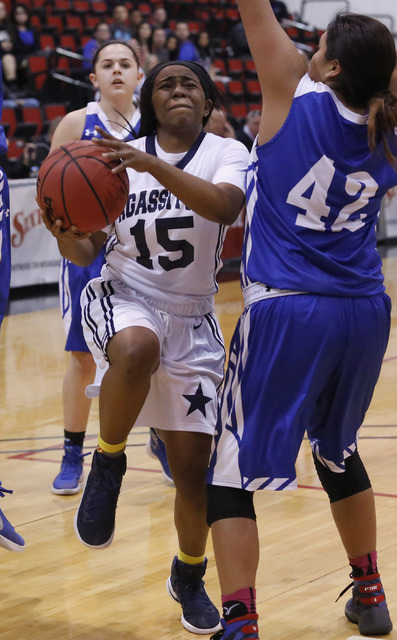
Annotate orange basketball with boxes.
[37,140,129,233]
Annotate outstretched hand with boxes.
[92,126,156,174]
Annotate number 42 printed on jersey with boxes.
[287,155,378,232]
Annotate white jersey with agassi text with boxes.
[101,131,249,314]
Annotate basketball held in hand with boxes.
[37,140,129,233]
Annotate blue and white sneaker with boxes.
[210,615,260,640]
[146,428,174,485]
[0,483,25,552]
[167,556,221,634]
[52,440,88,495]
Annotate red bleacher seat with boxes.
[89,1,108,15]
[21,106,43,136]
[55,56,71,75]
[213,59,227,76]
[72,0,91,13]
[7,139,25,160]
[2,108,18,138]
[43,104,67,122]
[27,55,49,94]
[246,102,262,113]
[31,14,43,32]
[52,0,70,11]
[214,79,227,93]
[230,103,248,120]
[227,80,245,102]
[39,33,57,51]
[64,14,84,35]
[46,15,65,33]
[85,15,101,32]
[59,34,80,52]
[138,3,151,17]
[244,59,257,78]
[245,79,261,102]
[227,59,244,79]
[188,21,201,35]
[225,8,240,23]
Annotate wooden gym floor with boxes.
[1,250,397,640]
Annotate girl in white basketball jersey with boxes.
[205,2,397,640]
[41,60,249,634]
[49,41,143,496]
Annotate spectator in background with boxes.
[9,3,39,89]
[270,0,291,21]
[144,52,160,73]
[129,8,143,38]
[227,21,251,58]
[205,108,236,139]
[0,1,18,94]
[135,21,153,61]
[195,31,216,74]
[236,109,261,150]
[150,6,170,36]
[150,27,169,63]
[110,3,133,42]
[165,32,179,62]
[82,21,111,70]
[174,22,199,62]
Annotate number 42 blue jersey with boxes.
[242,74,397,297]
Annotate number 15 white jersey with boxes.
[101,131,249,314]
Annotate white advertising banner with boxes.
[9,178,60,288]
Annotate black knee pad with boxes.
[206,484,256,526]
[312,450,371,503]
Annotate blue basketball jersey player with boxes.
[50,42,143,496]
[0,60,25,552]
[206,2,397,639]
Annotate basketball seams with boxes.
[37,140,129,233]
[65,155,112,226]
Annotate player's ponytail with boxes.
[326,12,397,167]
[368,90,397,167]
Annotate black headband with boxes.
[144,61,214,100]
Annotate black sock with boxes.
[64,430,85,448]
[222,600,249,622]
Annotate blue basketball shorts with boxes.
[207,292,391,491]
[0,169,10,328]
[59,246,106,352]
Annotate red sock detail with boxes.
[222,587,257,614]
[349,551,378,577]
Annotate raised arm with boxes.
[238,0,308,143]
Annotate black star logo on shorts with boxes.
[183,383,211,417]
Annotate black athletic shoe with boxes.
[344,573,393,635]
[167,556,221,634]
[74,449,126,549]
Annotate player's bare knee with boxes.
[312,449,371,503]
[108,329,160,376]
